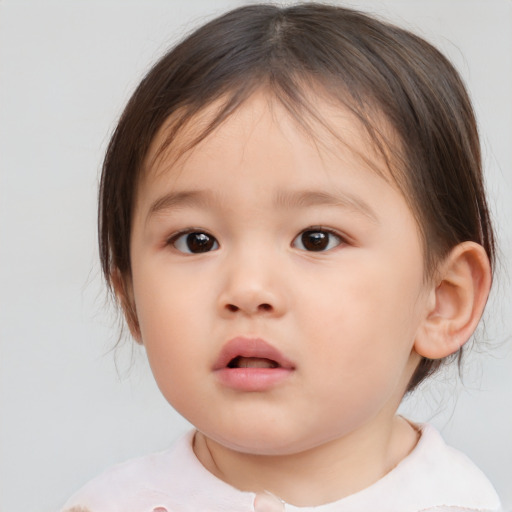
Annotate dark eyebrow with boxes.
[274,190,379,223]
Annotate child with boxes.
[61,3,503,511]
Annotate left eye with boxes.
[292,229,343,252]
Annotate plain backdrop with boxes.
[0,1,511,511]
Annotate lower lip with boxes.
[214,367,293,392]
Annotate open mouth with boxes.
[213,336,295,372]
[227,356,280,369]
[215,338,294,391]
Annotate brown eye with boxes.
[172,231,219,254]
[292,229,342,252]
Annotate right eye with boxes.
[170,231,219,254]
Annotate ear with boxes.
[111,268,142,344]
[414,242,492,359]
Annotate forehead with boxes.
[141,90,399,194]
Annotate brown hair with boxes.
[98,3,495,391]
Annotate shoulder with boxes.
[61,429,256,512]
[391,423,502,511]
[336,422,502,512]
[60,431,198,512]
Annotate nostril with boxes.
[224,303,274,313]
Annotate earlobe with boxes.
[414,242,491,360]
[111,268,142,344]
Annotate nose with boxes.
[217,250,286,318]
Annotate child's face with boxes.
[127,92,431,455]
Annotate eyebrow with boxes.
[147,188,378,223]
[148,190,212,218]
[274,189,378,223]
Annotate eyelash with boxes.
[167,229,219,254]
[167,227,346,254]
[291,227,345,252]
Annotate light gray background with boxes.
[0,1,511,511]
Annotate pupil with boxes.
[187,232,214,253]
[302,231,328,251]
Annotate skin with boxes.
[121,92,490,506]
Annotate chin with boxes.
[204,422,326,456]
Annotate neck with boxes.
[193,415,419,507]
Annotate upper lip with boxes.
[213,337,295,370]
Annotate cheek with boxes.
[297,257,424,386]
[131,265,207,379]
[303,258,422,338]
[139,304,206,416]
[133,256,209,331]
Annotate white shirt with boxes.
[61,424,502,512]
